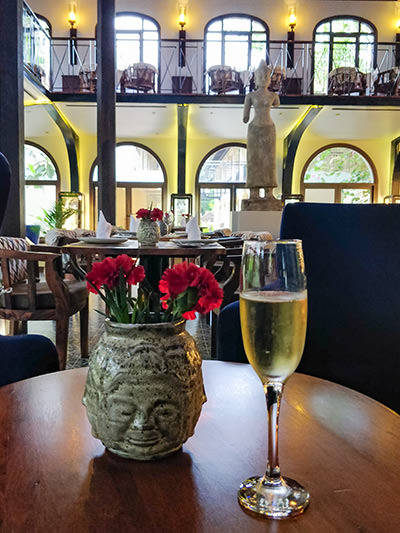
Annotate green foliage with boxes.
[304,148,373,184]
[37,200,78,230]
[25,146,56,181]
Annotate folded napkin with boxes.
[96,210,112,238]
[186,215,202,240]
[129,214,139,232]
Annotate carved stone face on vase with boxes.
[84,370,205,460]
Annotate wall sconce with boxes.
[287,7,296,69]
[178,2,187,68]
[68,2,78,66]
[289,11,297,31]
[178,5,187,30]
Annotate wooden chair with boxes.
[268,66,285,93]
[328,66,366,96]
[120,63,157,93]
[373,68,400,96]
[79,65,97,93]
[210,241,243,356]
[207,65,240,95]
[0,238,88,370]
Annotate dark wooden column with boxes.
[97,0,116,224]
[177,104,188,194]
[0,0,25,236]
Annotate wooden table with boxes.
[63,239,226,270]
[62,240,226,295]
[1,362,399,532]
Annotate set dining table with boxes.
[0,360,399,532]
[61,238,227,292]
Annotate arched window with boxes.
[205,15,269,73]
[115,13,160,72]
[301,145,376,204]
[24,142,59,227]
[91,143,166,229]
[197,144,248,230]
[313,16,376,94]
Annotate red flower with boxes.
[86,255,144,294]
[136,208,150,219]
[150,207,163,221]
[85,254,221,324]
[159,262,223,320]
[136,207,164,221]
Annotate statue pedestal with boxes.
[231,211,282,238]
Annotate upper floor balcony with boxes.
[23,2,400,104]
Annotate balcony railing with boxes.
[23,3,400,98]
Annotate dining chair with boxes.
[207,65,240,95]
[217,203,400,413]
[0,333,59,387]
[328,66,366,96]
[0,237,89,370]
[120,63,157,93]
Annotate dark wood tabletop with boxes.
[62,239,226,275]
[0,361,399,532]
[62,239,226,258]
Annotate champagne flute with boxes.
[238,239,309,519]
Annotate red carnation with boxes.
[86,255,144,294]
[159,262,223,320]
[136,208,150,219]
[136,207,164,221]
[150,207,163,221]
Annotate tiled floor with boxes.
[24,294,213,369]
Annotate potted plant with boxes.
[135,205,163,246]
[82,255,223,460]
[37,200,79,231]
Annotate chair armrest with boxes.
[0,249,66,310]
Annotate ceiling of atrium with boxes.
[23,78,400,143]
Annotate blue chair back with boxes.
[280,202,400,412]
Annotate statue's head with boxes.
[83,341,206,460]
[254,60,271,89]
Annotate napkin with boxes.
[129,214,139,232]
[96,210,112,238]
[186,214,202,240]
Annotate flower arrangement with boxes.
[86,254,223,323]
[136,207,164,222]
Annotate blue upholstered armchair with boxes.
[0,152,59,386]
[216,203,400,413]
[0,334,59,387]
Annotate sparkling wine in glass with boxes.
[238,239,310,519]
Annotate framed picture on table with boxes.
[170,194,192,227]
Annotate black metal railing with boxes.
[23,3,400,97]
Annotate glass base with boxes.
[238,475,310,519]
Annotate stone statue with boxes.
[242,60,282,211]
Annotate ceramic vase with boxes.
[136,219,160,246]
[82,319,206,460]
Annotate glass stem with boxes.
[264,382,283,485]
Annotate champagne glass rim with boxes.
[243,238,302,246]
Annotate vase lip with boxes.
[105,317,186,330]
